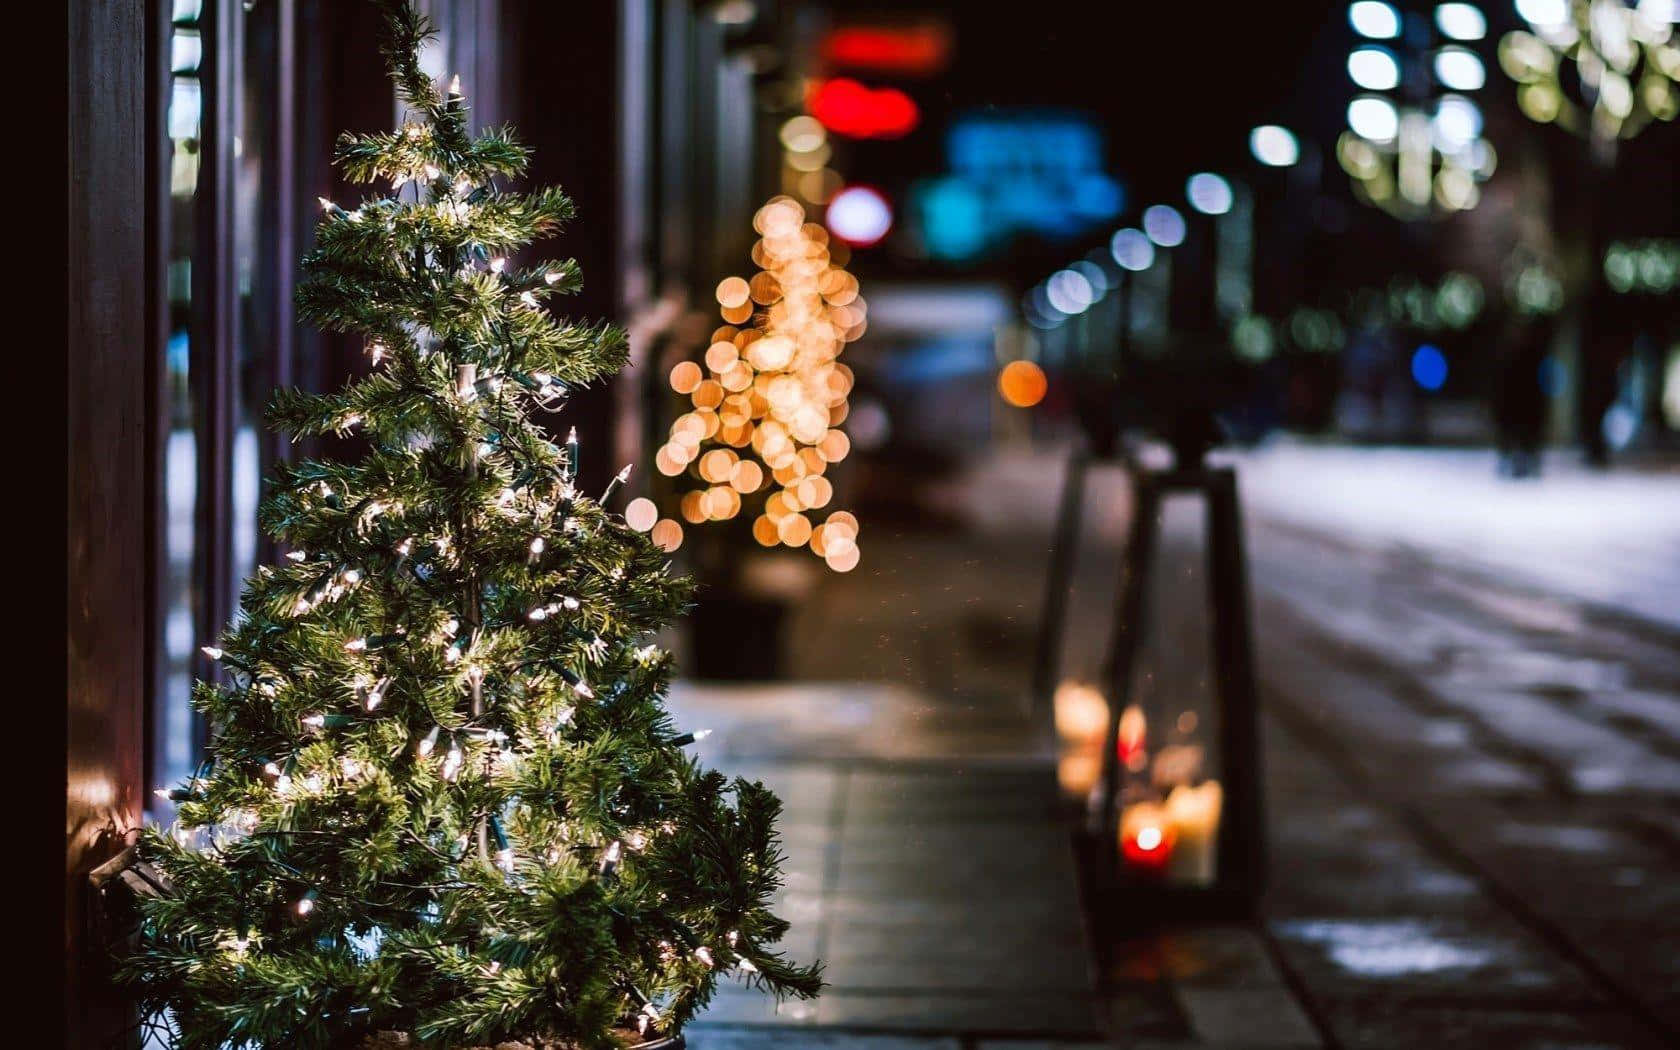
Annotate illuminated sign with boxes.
[911,110,1124,262]
[808,78,920,139]
[820,23,952,77]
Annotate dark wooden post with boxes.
[68,2,149,1046]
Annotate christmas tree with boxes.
[119,5,820,1046]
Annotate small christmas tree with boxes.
[119,5,820,1046]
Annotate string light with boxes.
[659,196,864,569]
[418,726,441,758]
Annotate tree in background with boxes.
[119,4,819,1046]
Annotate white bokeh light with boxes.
[1432,95,1483,150]
[1185,172,1233,215]
[1515,0,1568,27]
[1348,96,1401,141]
[1348,47,1401,90]
[1142,204,1187,247]
[1349,1,1402,38]
[1110,228,1156,271]
[1249,125,1300,166]
[1435,2,1487,40]
[1434,47,1486,90]
[826,186,892,246]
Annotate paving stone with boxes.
[1171,985,1322,1047]
[1152,927,1285,987]
[812,991,1113,1037]
[973,1041,1114,1050]
[1269,916,1610,1008]
[1315,1001,1670,1050]
[688,1025,957,1049]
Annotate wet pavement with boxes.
[668,444,1679,1048]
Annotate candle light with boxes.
[1151,743,1205,790]
[1164,780,1223,886]
[1057,749,1102,801]
[1117,704,1147,770]
[1054,681,1109,746]
[1119,800,1178,876]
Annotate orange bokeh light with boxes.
[998,360,1048,408]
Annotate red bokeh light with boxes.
[820,25,951,76]
[808,78,920,140]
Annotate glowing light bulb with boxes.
[489,257,506,273]
[345,638,368,652]
[529,537,545,554]
[201,646,223,660]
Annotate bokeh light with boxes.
[1142,204,1187,248]
[1349,1,1401,38]
[1249,125,1300,166]
[660,195,865,570]
[1411,344,1448,390]
[1185,172,1233,215]
[827,185,893,246]
[1435,3,1487,41]
[1110,228,1156,271]
[1348,47,1401,90]
[998,360,1048,408]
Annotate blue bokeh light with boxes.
[1411,344,1448,390]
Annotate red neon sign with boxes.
[808,78,920,140]
[821,25,951,77]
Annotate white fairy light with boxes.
[520,291,539,308]
[345,637,368,652]
[495,847,515,873]
[489,257,507,274]
[201,646,224,661]
[441,744,463,781]
[529,537,545,554]
[418,726,441,758]
[694,947,714,968]
[286,550,307,562]
[302,713,326,729]
[544,270,562,285]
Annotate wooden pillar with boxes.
[68,1,149,1046]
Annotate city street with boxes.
[672,443,1680,1049]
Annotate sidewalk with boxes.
[666,442,1679,1046]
